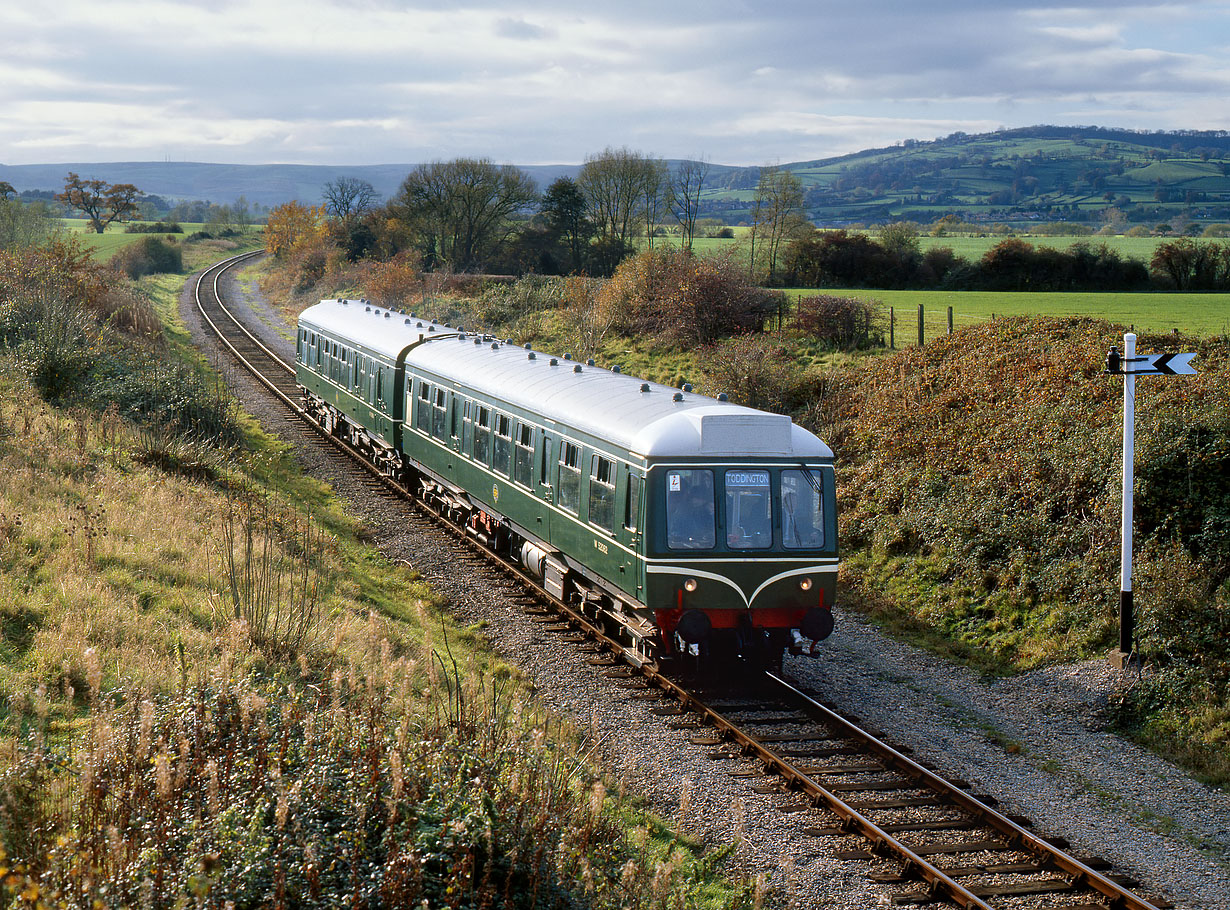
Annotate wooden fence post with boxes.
[917,304,924,346]
[947,305,953,335]
[890,307,895,348]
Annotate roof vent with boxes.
[717,392,729,402]
[373,308,381,315]
[640,383,650,393]
[550,358,559,366]
[563,353,572,361]
[444,322,451,328]
[384,312,390,319]
[409,312,416,318]
[612,365,622,373]
[416,322,423,328]
[491,342,499,350]
[459,332,467,340]
[341,300,348,306]
[673,392,684,402]
[365,305,371,312]
[682,383,693,392]
[573,364,583,373]
[404,318,412,325]
[428,325,435,332]
[586,358,595,366]
[528,352,536,360]
[524,343,532,350]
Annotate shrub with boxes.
[476,274,567,325]
[363,251,422,309]
[698,333,802,412]
[124,220,183,233]
[110,235,183,279]
[793,294,882,349]
[599,249,778,346]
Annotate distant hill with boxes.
[0,161,588,210]
[5,126,1230,226]
[701,125,1230,226]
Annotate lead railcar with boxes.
[296,299,837,670]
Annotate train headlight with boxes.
[683,578,698,593]
[799,577,813,591]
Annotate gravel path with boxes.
[182,259,1230,910]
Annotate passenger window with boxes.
[625,474,641,531]
[473,406,491,464]
[781,469,825,549]
[513,423,534,487]
[726,470,772,549]
[589,455,616,532]
[493,414,512,476]
[666,469,715,550]
[558,442,581,513]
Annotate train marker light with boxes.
[799,577,812,591]
[1106,333,1197,669]
[684,578,698,592]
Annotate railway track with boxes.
[194,251,1173,910]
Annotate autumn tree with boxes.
[667,157,710,250]
[393,158,537,271]
[264,201,328,259]
[57,173,144,233]
[0,181,15,200]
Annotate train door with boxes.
[536,432,555,540]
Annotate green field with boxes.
[60,219,252,260]
[788,287,1230,337]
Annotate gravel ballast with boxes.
[182,260,1230,909]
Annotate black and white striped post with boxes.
[1104,333,1197,669]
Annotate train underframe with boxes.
[304,393,831,675]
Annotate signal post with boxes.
[1104,333,1196,669]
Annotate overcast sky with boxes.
[3,0,1230,167]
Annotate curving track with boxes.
[194,251,1172,910]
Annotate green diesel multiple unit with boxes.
[297,299,837,666]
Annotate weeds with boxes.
[2,661,759,910]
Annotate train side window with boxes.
[314,335,322,368]
[666,469,715,550]
[417,382,432,432]
[450,396,461,439]
[376,369,384,407]
[493,413,512,476]
[625,473,641,531]
[432,388,447,438]
[588,455,615,532]
[473,406,491,463]
[558,442,581,513]
[781,469,825,549]
[513,423,534,487]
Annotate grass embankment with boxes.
[821,318,1230,784]
[0,244,758,908]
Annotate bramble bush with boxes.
[793,294,883,350]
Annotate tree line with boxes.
[783,225,1230,292]
[266,151,808,281]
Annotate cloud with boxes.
[2,0,1229,166]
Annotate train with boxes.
[296,298,837,670]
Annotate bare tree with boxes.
[322,177,379,223]
[641,158,668,249]
[57,173,144,233]
[748,166,805,283]
[393,159,537,271]
[668,157,710,251]
[578,147,661,249]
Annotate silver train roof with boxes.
[301,299,832,461]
